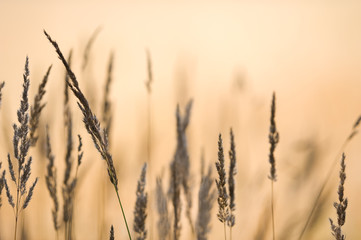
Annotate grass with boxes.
[0,29,358,240]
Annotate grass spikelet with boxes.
[174,100,194,233]
[44,30,131,240]
[0,163,5,208]
[102,51,114,137]
[109,225,115,240]
[45,127,59,233]
[268,92,279,182]
[145,49,153,94]
[5,56,38,240]
[268,92,279,240]
[215,134,229,240]
[4,177,15,208]
[196,164,216,240]
[133,163,148,240]
[170,158,182,240]
[298,114,361,240]
[227,128,236,240]
[0,81,5,109]
[82,26,102,71]
[156,178,170,240]
[29,65,52,146]
[329,153,347,240]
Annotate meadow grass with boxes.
[0,30,358,240]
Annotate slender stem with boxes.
[114,186,132,240]
[271,181,275,240]
[230,225,232,240]
[14,165,21,240]
[298,140,348,240]
[14,214,18,240]
[147,90,155,240]
[64,222,68,240]
[224,222,227,240]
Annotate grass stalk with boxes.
[271,181,275,240]
[298,115,361,240]
[45,30,131,240]
[224,222,227,240]
[115,188,132,240]
[268,92,279,240]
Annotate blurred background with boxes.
[0,1,361,239]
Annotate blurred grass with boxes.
[0,2,361,240]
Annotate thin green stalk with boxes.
[115,186,132,240]
[271,181,275,240]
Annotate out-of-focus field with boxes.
[0,1,361,240]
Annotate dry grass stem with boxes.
[4,56,38,240]
[170,158,182,240]
[156,178,170,240]
[268,92,279,182]
[82,26,102,71]
[298,114,361,240]
[196,164,216,240]
[329,153,347,240]
[215,134,229,240]
[133,163,148,240]
[145,49,153,94]
[44,30,131,240]
[169,100,194,234]
[215,134,229,223]
[102,51,114,137]
[45,127,59,232]
[110,225,115,240]
[0,163,5,208]
[268,92,279,240]
[29,65,51,146]
[227,128,236,231]
[0,81,5,109]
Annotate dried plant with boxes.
[82,26,102,71]
[298,115,361,240]
[133,163,148,240]
[0,163,5,208]
[170,158,182,240]
[64,50,72,127]
[196,164,216,240]
[5,56,38,240]
[63,134,83,240]
[145,49,153,94]
[110,225,115,240]
[44,30,131,240]
[102,51,114,137]
[29,65,51,146]
[268,92,279,182]
[170,100,194,233]
[329,153,347,240]
[227,128,236,235]
[45,127,59,235]
[268,92,279,240]
[215,134,229,240]
[144,49,154,240]
[156,178,170,240]
[0,81,5,109]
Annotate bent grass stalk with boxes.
[298,115,361,240]
[44,30,132,240]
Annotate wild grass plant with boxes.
[0,29,359,240]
